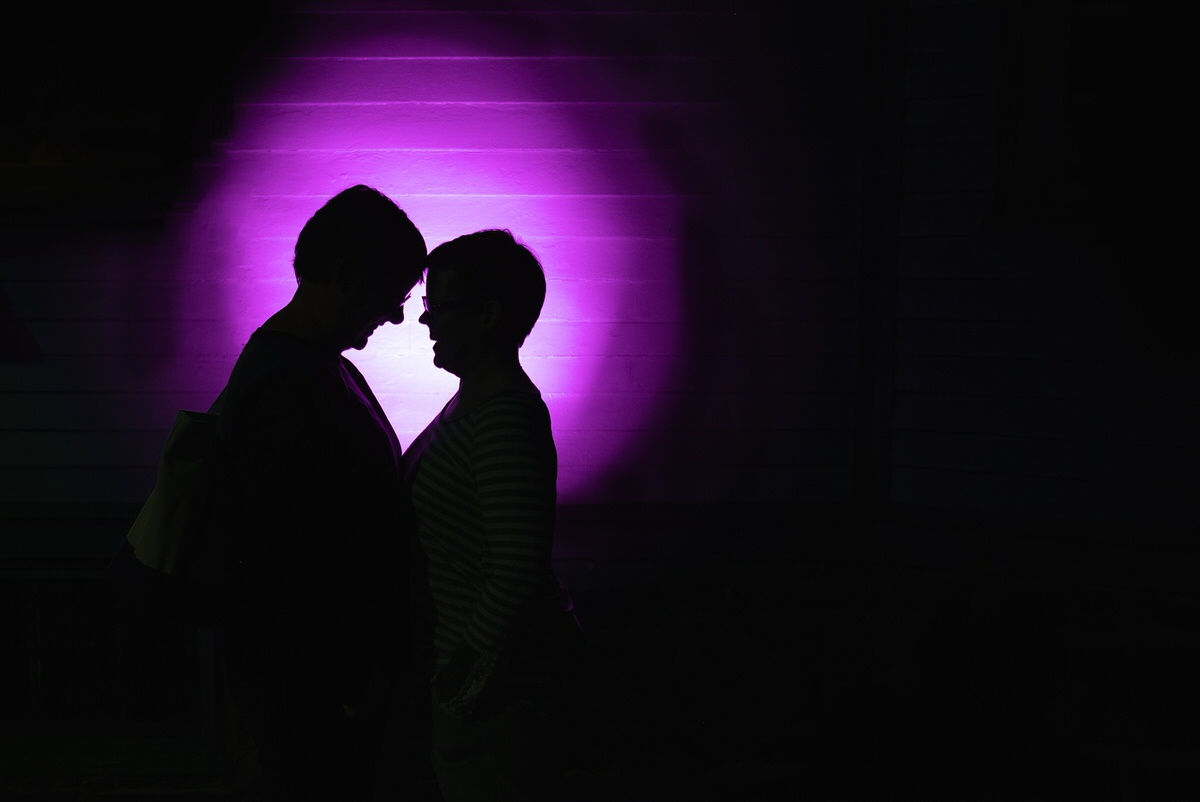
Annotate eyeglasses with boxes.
[421,297,469,314]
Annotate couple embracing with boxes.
[214,185,582,801]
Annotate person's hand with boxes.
[435,647,475,702]
[435,643,496,722]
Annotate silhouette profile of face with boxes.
[418,266,487,375]
[343,270,415,351]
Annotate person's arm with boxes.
[437,398,557,718]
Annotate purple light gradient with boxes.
[186,31,683,501]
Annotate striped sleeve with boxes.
[461,396,557,656]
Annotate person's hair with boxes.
[426,229,546,346]
[293,185,426,290]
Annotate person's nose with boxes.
[419,309,432,326]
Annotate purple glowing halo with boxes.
[187,26,683,500]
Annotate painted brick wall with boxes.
[886,1,1199,532]
[2,4,1196,795]
[3,1,1195,538]
[1,1,865,519]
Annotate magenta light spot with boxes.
[186,26,683,500]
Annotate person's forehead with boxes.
[425,265,467,296]
[373,269,414,295]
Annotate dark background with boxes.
[2,1,1196,799]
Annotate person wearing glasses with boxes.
[400,229,583,801]
[215,185,426,800]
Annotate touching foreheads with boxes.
[426,229,546,347]
[294,185,427,291]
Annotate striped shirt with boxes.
[401,391,570,669]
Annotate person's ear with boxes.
[479,299,502,332]
[332,256,360,295]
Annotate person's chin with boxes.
[431,350,459,375]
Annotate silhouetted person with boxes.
[399,230,584,801]
[214,185,426,800]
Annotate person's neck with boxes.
[446,354,535,419]
[262,285,343,353]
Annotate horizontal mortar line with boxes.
[894,462,1196,492]
[540,390,850,397]
[232,188,861,198]
[15,317,223,322]
[896,278,1111,284]
[897,352,1181,367]
[901,190,994,199]
[0,428,160,434]
[297,9,752,15]
[223,147,706,154]
[902,90,1005,102]
[897,302,1121,310]
[0,465,154,470]
[627,459,852,467]
[0,391,220,397]
[267,55,742,61]
[892,390,1200,405]
[905,49,1007,61]
[891,426,1199,452]
[552,426,857,433]
[238,100,729,107]
[5,280,232,288]
[896,316,1124,323]
[895,389,1200,408]
[246,192,710,199]
[241,234,694,241]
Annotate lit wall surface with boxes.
[184,10,691,502]
[3,4,859,513]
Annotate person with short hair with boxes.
[216,185,426,800]
[400,229,584,801]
